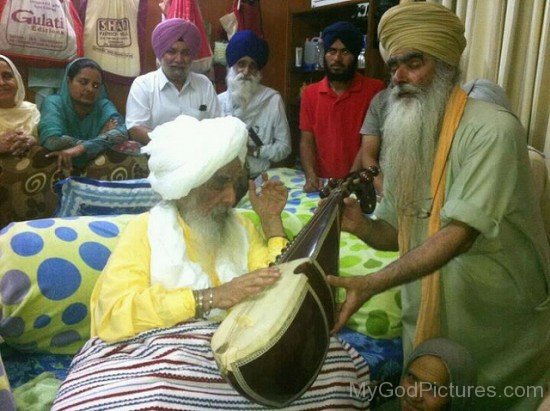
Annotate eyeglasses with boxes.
[399,197,434,219]
[325,47,352,57]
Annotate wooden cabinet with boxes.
[285,0,386,163]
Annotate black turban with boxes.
[321,21,362,57]
[226,30,269,69]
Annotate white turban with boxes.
[142,115,248,200]
[144,115,250,300]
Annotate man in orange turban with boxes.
[328,3,550,410]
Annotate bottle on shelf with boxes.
[357,49,366,69]
[304,36,323,71]
[315,37,324,70]
[357,34,367,69]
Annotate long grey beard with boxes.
[381,64,457,218]
[226,66,261,113]
[179,196,241,267]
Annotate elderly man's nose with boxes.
[222,185,237,205]
[174,52,186,63]
[242,64,253,77]
[392,65,409,85]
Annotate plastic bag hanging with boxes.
[79,0,148,84]
[233,0,263,38]
[0,0,83,67]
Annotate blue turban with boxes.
[152,18,201,60]
[321,21,362,57]
[226,30,269,69]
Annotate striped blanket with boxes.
[53,321,370,410]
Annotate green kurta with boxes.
[376,99,550,409]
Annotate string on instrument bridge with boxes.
[319,166,380,213]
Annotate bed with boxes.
[0,167,403,409]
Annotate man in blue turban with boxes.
[126,18,220,145]
[219,30,291,177]
[299,21,385,192]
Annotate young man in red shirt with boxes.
[299,21,384,192]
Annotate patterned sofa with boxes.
[0,168,403,409]
[0,145,149,229]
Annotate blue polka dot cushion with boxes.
[0,210,303,355]
[0,215,134,354]
[238,168,402,339]
[0,352,16,409]
[54,177,161,217]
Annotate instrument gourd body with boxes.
[211,167,379,408]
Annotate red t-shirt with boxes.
[300,73,385,178]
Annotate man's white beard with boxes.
[381,65,457,218]
[179,193,242,269]
[226,66,261,111]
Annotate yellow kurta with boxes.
[91,212,287,342]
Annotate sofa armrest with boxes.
[0,147,149,229]
[0,146,60,229]
[83,149,149,181]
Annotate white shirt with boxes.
[126,68,220,130]
[219,85,291,176]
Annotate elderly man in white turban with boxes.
[126,18,220,145]
[89,115,287,341]
[53,115,371,410]
[327,2,550,410]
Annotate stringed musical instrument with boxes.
[211,167,379,408]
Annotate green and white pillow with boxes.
[0,215,134,354]
[0,210,303,354]
[241,168,402,339]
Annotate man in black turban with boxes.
[219,30,291,177]
[299,21,385,192]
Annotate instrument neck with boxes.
[277,189,344,264]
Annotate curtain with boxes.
[429,0,550,153]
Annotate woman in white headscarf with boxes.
[0,55,40,156]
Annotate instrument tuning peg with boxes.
[358,170,373,183]
[367,165,380,176]
[319,186,331,198]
